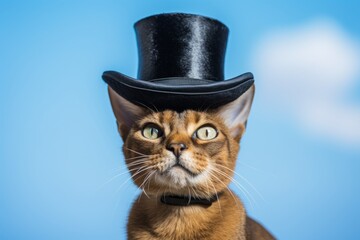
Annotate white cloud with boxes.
[252,19,360,148]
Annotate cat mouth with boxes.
[167,163,198,177]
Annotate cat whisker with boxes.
[108,165,129,173]
[211,167,256,205]
[215,163,265,203]
[139,171,156,198]
[105,165,146,185]
[131,165,154,179]
[237,161,274,177]
[124,147,149,156]
[116,165,154,193]
[188,186,197,199]
[211,169,256,208]
[136,171,152,203]
[138,171,153,190]
[126,159,149,167]
[102,158,151,190]
[155,187,162,207]
[207,176,222,217]
[197,168,212,198]
[191,185,199,199]
[146,171,154,195]
[203,175,211,197]
[208,170,243,211]
[107,160,141,174]
[234,174,265,203]
[142,183,150,199]
[187,187,191,205]
[125,155,151,161]
[110,159,148,173]
[211,167,256,209]
[97,170,134,190]
[121,168,153,204]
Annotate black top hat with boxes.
[102,13,254,112]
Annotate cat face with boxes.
[108,86,254,198]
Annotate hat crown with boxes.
[134,13,229,81]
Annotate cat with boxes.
[108,85,275,240]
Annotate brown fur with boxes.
[108,86,275,239]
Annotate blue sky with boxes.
[1,0,360,239]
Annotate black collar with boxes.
[160,193,221,207]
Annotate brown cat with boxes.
[108,85,275,240]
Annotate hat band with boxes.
[148,77,214,85]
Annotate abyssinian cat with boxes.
[108,85,275,240]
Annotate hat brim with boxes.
[102,71,254,112]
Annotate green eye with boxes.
[142,124,162,139]
[195,126,218,140]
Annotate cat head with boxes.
[108,86,254,198]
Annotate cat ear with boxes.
[215,85,255,142]
[108,87,148,140]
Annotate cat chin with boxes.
[154,166,211,189]
[164,167,189,188]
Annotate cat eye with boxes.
[142,124,163,139]
[195,125,218,140]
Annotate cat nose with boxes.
[166,143,187,157]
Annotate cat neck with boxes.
[128,190,247,239]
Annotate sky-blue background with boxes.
[1,1,360,239]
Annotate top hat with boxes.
[102,13,254,112]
